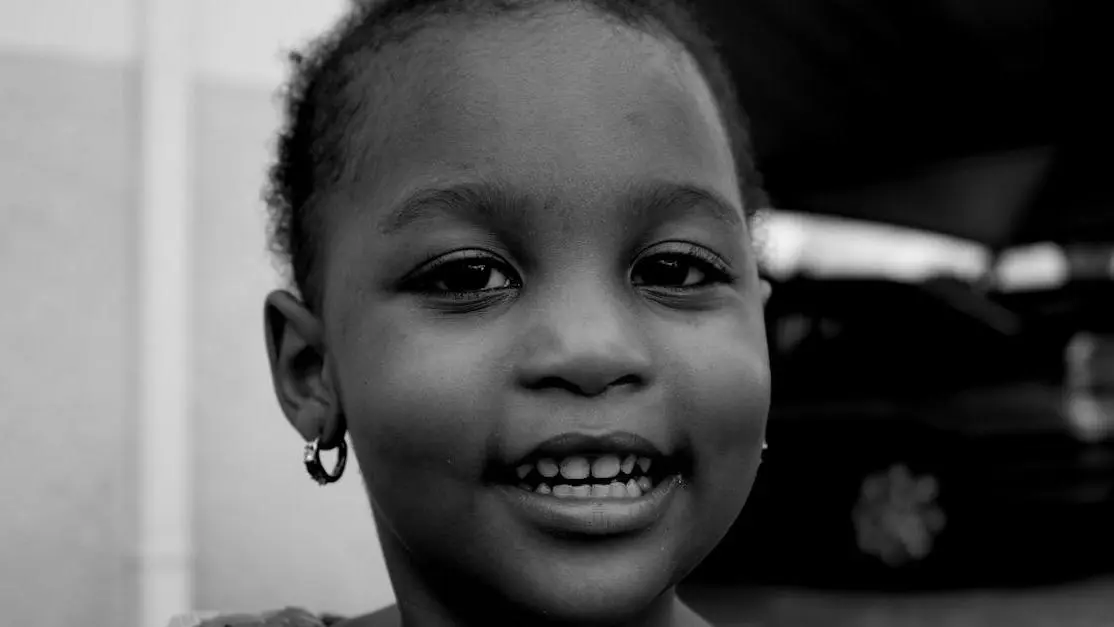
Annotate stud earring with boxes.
[304,435,347,485]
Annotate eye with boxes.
[631,244,734,290]
[408,251,520,296]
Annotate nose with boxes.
[515,280,653,397]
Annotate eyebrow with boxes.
[377,179,743,236]
[627,181,744,231]
[378,181,528,235]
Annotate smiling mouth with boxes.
[489,431,689,536]
[492,431,685,500]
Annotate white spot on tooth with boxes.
[591,455,621,479]
[560,457,590,480]
[571,485,590,498]
[626,478,642,498]
[536,483,551,495]
[553,484,574,498]
[609,481,627,498]
[637,457,652,473]
[537,458,559,478]
[591,484,610,498]
[637,476,652,491]
[516,464,531,479]
[621,455,636,474]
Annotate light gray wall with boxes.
[0,51,139,627]
[0,2,394,624]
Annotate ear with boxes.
[264,290,346,449]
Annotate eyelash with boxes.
[403,242,734,302]
[404,250,522,301]
[632,242,736,292]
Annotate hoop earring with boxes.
[304,436,347,485]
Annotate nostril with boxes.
[523,373,644,397]
[523,376,579,393]
[610,374,642,388]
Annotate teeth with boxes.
[626,478,642,498]
[621,455,636,474]
[591,455,621,479]
[539,481,651,498]
[537,458,559,478]
[524,454,664,498]
[553,484,575,498]
[560,457,590,480]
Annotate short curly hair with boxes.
[265,0,766,311]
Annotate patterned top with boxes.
[167,607,348,627]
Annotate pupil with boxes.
[443,262,491,291]
[647,258,687,286]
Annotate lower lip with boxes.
[497,474,683,537]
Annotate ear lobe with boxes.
[264,290,345,447]
[760,279,773,305]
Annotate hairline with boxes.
[278,0,760,309]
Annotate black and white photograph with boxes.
[1,1,1109,625]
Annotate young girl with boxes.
[189,0,771,624]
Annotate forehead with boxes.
[335,6,741,230]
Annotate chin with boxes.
[486,534,697,626]
[508,576,674,626]
[462,477,746,625]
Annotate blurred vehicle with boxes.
[690,261,1114,590]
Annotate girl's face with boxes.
[310,9,768,624]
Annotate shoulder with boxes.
[331,604,400,627]
[675,598,714,627]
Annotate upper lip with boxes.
[512,431,668,466]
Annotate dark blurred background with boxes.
[676,0,1114,624]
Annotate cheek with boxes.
[692,346,769,455]
[670,315,770,469]
[662,316,769,563]
[335,319,503,482]
[672,314,770,441]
